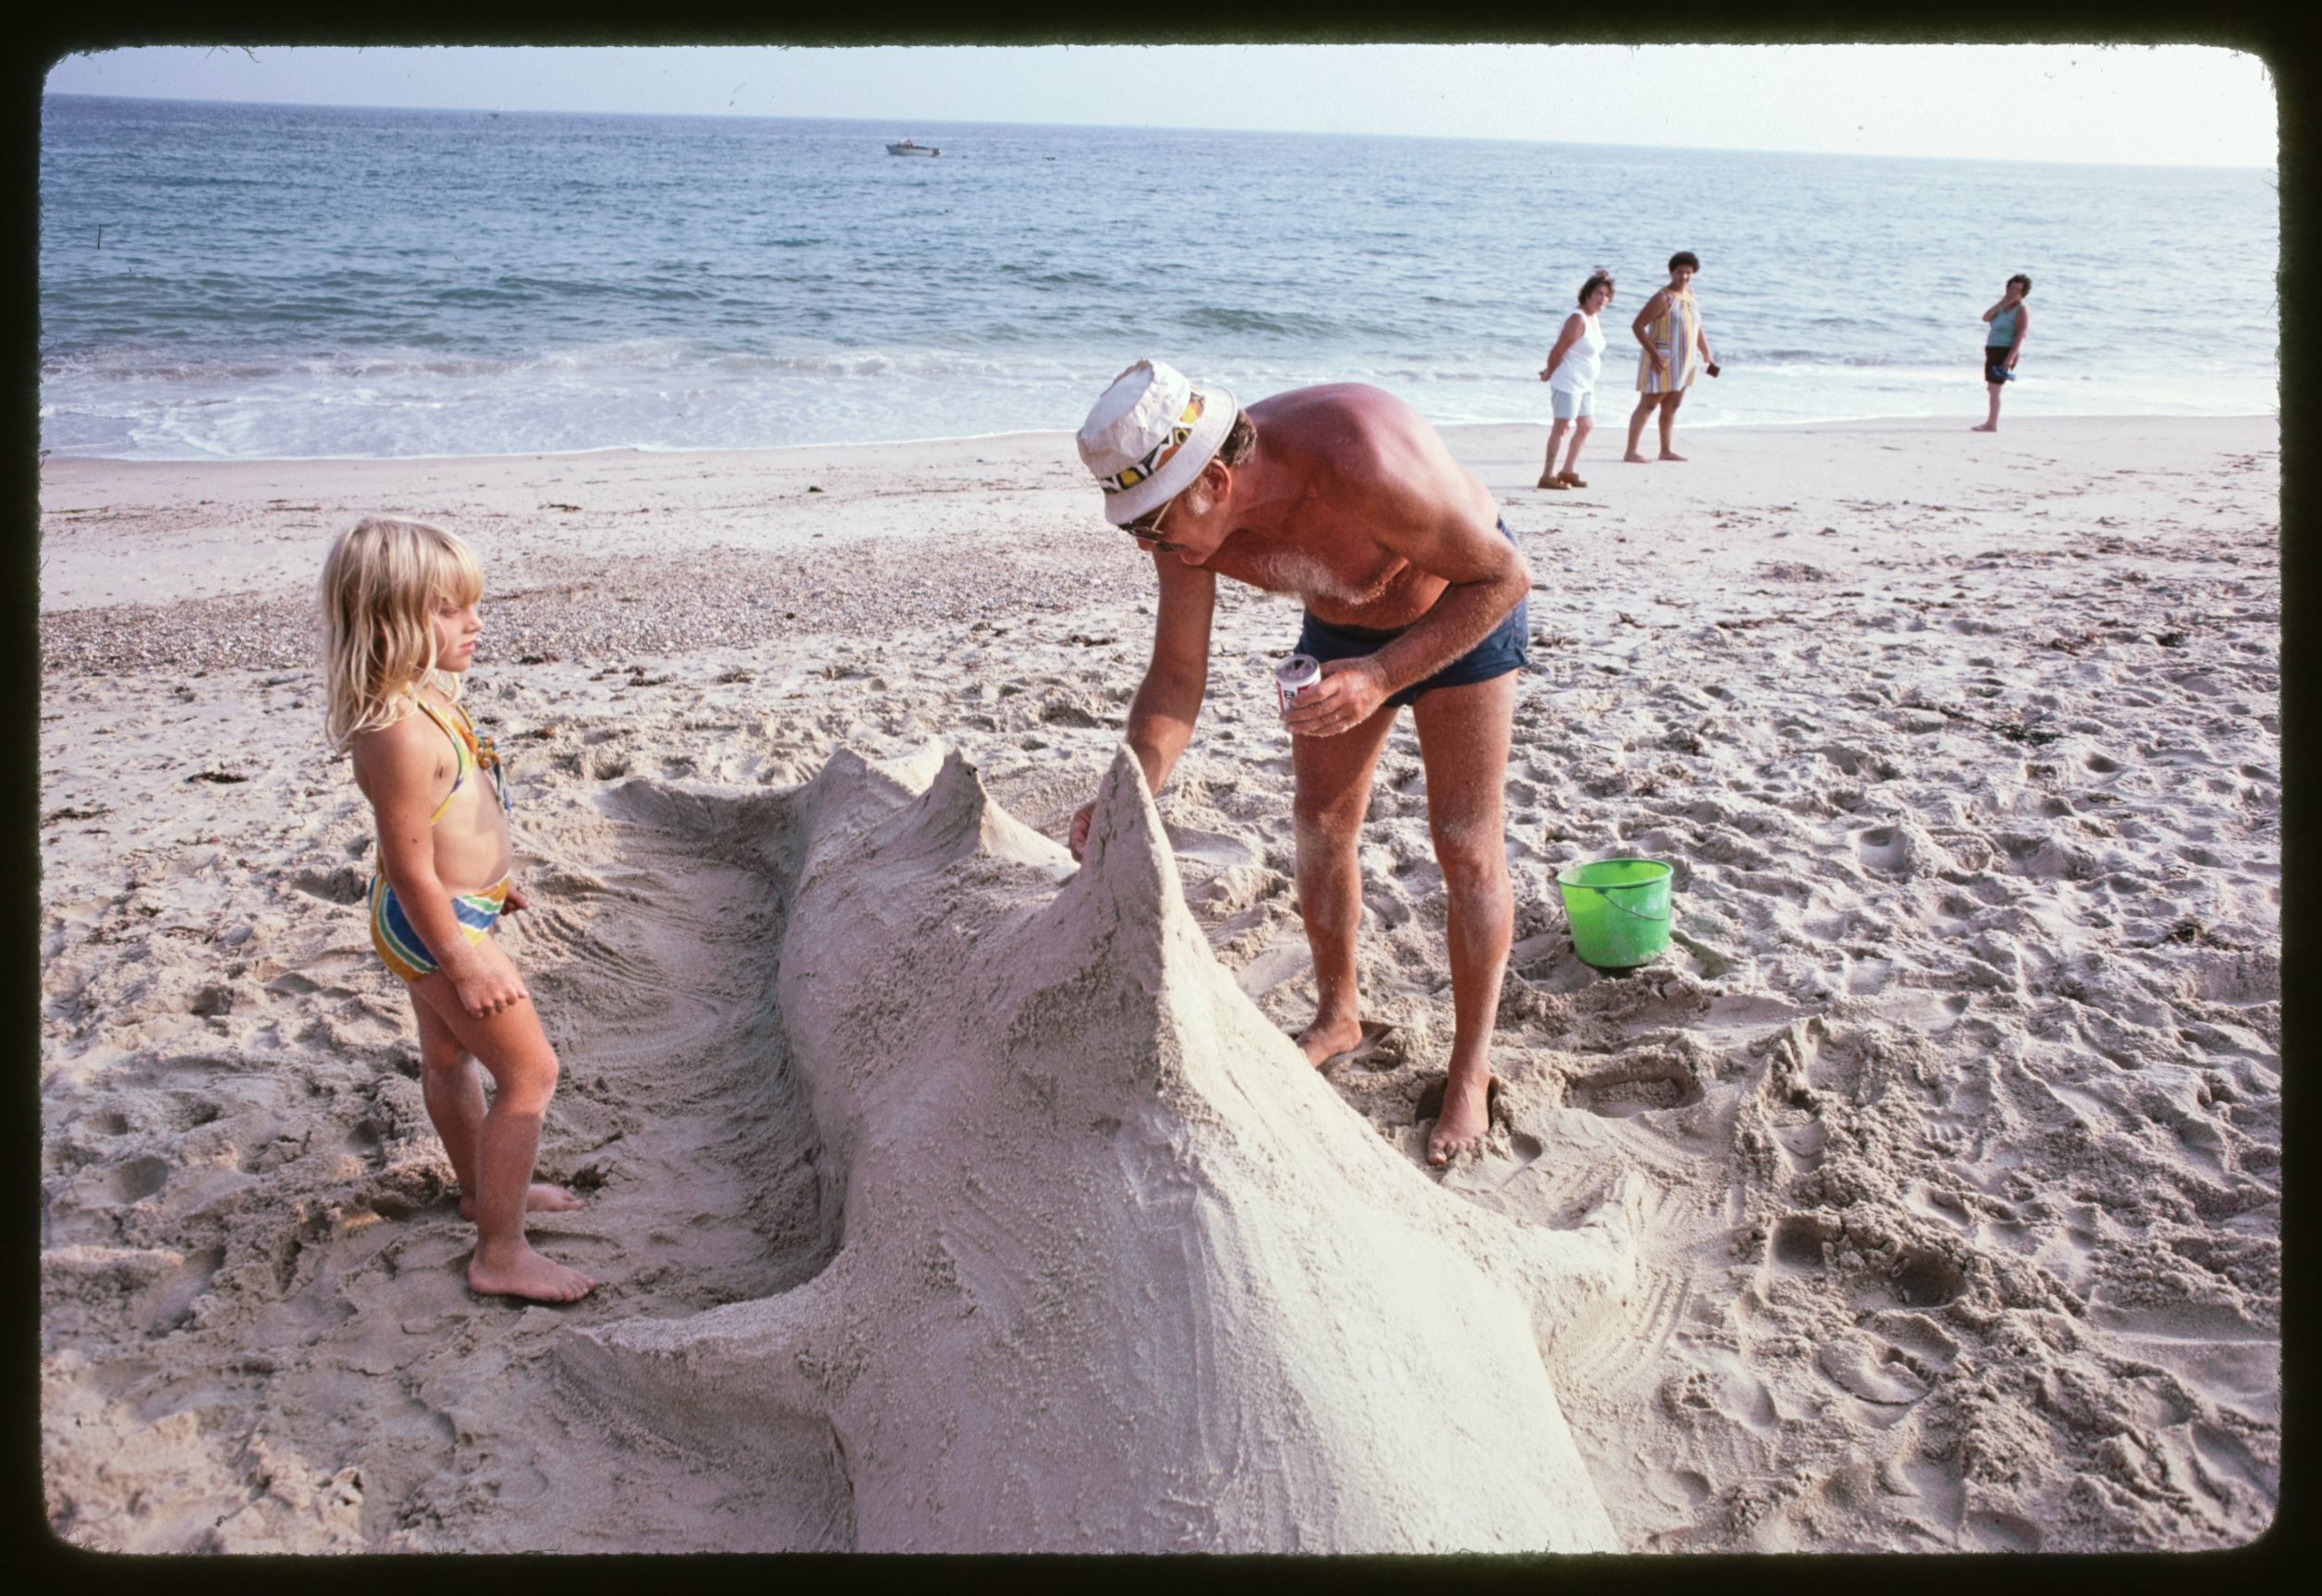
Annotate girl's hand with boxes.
[504,883,530,913]
[452,959,531,1018]
[1068,800,1096,860]
[1648,351,1668,373]
[1282,657,1390,738]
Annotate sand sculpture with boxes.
[557,743,1639,1553]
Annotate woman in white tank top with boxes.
[1538,271,1614,489]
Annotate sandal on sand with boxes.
[1297,1018,1399,1070]
[1537,474,1570,490]
[1558,472,1588,488]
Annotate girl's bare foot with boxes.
[1295,1014,1364,1068]
[1622,451,1650,463]
[459,1182,585,1222]
[1657,450,1688,461]
[468,1244,595,1304]
[1971,422,1998,432]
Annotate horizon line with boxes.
[40,89,2279,176]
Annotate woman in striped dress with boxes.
[1623,250,1719,463]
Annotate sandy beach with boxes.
[38,414,2280,1553]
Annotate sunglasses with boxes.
[1121,492,1180,550]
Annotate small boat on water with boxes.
[886,139,941,157]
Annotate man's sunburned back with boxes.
[1200,384,1499,631]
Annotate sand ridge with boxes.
[37,417,2280,1551]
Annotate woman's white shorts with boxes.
[1550,388,1595,420]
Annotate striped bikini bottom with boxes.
[369,873,509,982]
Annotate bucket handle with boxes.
[1562,883,1669,922]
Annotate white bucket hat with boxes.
[1076,359,1239,526]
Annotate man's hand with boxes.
[1282,657,1390,738]
[1068,800,1096,860]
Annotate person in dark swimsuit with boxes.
[1974,274,2031,433]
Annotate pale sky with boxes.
[43,43,2278,169]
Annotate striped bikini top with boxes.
[409,690,512,824]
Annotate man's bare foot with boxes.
[1657,450,1687,461]
[1425,1074,1495,1167]
[458,1182,585,1222]
[1295,1015,1365,1069]
[1622,451,1650,463]
[1971,422,1998,433]
[468,1244,594,1304]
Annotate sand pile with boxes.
[561,743,1633,1553]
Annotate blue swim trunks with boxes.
[1294,518,1530,709]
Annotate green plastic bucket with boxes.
[1557,858,1673,969]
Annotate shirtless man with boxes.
[1067,360,1532,1166]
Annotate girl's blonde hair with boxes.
[320,517,484,747]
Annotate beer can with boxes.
[1276,653,1322,715]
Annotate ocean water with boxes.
[39,93,2279,462]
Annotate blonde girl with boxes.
[322,518,593,1304]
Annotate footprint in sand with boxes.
[1877,1247,1968,1310]
[290,863,369,905]
[106,1155,172,1204]
[1964,1508,2044,1553]
[1561,1057,1705,1118]
[137,1244,226,1334]
[1766,1212,1968,1312]
[1851,822,1913,877]
[1812,1333,1930,1407]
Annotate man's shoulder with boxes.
[1255,380,1397,416]
[1258,382,1416,441]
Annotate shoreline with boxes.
[38,411,2282,1552]
[39,408,2281,480]
[37,413,2281,624]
